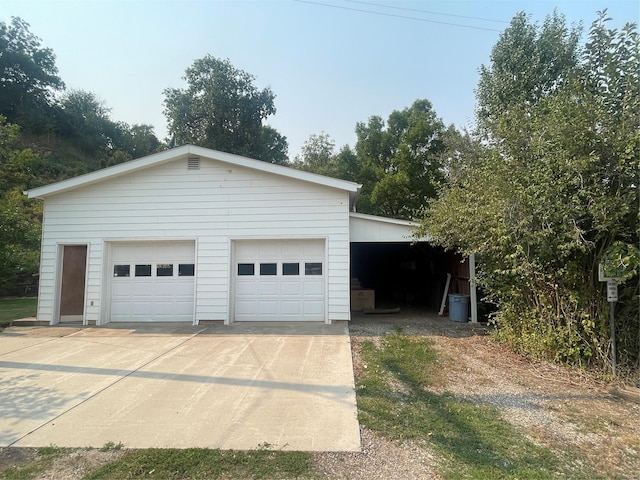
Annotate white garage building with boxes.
[27,145,476,325]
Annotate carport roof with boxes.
[349,212,429,242]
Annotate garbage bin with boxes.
[449,294,469,322]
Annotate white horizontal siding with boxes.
[36,158,351,324]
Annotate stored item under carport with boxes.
[351,289,375,311]
[448,294,470,322]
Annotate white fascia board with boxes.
[349,212,418,227]
[349,212,430,242]
[26,145,361,199]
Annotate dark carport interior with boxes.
[350,242,470,311]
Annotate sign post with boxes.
[599,264,622,376]
[607,279,618,376]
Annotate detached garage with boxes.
[27,145,477,326]
[27,145,357,326]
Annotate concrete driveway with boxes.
[0,322,360,451]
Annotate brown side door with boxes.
[59,245,87,320]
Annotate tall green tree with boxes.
[0,116,42,293]
[58,89,162,169]
[0,17,64,130]
[354,99,446,219]
[59,89,115,155]
[294,132,336,172]
[163,55,288,164]
[120,123,162,159]
[419,11,639,372]
[293,133,361,182]
[475,10,581,141]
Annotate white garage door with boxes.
[110,241,195,322]
[234,239,325,321]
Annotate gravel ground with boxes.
[2,310,638,479]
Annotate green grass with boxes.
[84,447,313,479]
[0,446,70,480]
[0,297,37,325]
[356,333,598,479]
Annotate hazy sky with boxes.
[1,0,638,158]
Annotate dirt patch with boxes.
[0,446,38,469]
[2,312,638,479]
[33,449,127,480]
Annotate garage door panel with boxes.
[281,301,302,315]
[150,300,190,314]
[111,281,134,296]
[259,301,279,315]
[234,239,325,322]
[258,282,279,296]
[303,301,324,315]
[281,281,301,295]
[236,300,257,315]
[110,303,130,315]
[110,241,195,323]
[303,281,324,296]
[259,243,281,258]
[283,243,303,258]
[132,302,153,315]
[236,281,257,296]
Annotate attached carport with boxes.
[349,212,478,322]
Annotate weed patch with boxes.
[84,447,312,479]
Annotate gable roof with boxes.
[26,145,362,207]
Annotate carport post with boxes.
[469,254,478,323]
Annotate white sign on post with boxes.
[607,279,618,302]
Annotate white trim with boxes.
[101,241,111,326]
[227,238,235,325]
[324,237,330,324]
[26,145,361,199]
[469,254,478,323]
[349,212,418,227]
[192,237,199,326]
[53,244,63,325]
[82,243,89,326]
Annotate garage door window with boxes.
[113,265,130,277]
[157,264,173,276]
[135,264,152,277]
[238,263,255,276]
[178,264,195,276]
[260,263,277,275]
[305,262,322,275]
[283,263,299,275]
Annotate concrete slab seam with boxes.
[0,336,59,358]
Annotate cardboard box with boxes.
[351,289,375,311]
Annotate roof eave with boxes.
[26,145,361,199]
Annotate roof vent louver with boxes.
[187,157,200,170]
